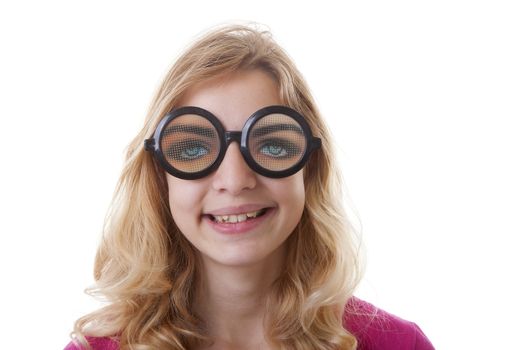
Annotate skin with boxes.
[166,69,306,349]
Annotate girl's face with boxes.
[166,69,305,268]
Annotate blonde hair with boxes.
[72,23,362,350]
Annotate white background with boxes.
[1,1,504,349]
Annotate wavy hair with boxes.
[72,23,363,350]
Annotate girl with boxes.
[66,24,434,350]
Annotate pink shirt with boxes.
[344,298,434,349]
[65,298,434,350]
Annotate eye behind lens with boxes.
[247,116,307,172]
[164,140,211,161]
[160,114,222,174]
[256,138,303,159]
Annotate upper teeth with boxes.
[213,209,263,223]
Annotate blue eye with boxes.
[181,146,208,160]
[260,144,288,157]
[165,140,210,161]
[257,139,300,159]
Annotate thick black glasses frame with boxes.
[144,105,322,180]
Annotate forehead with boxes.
[176,69,282,130]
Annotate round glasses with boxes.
[144,105,321,180]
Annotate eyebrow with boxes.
[251,123,304,137]
[163,124,216,138]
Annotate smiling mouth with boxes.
[208,208,268,223]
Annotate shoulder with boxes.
[344,297,435,350]
[64,336,119,350]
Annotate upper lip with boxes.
[204,204,273,216]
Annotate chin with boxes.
[208,253,266,268]
[206,242,287,269]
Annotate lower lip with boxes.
[204,208,275,235]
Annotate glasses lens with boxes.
[247,113,307,172]
[160,114,221,174]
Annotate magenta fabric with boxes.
[64,336,119,350]
[344,297,434,349]
[65,298,434,350]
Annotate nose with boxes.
[211,142,257,194]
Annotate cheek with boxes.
[291,176,306,219]
[166,176,205,222]
[271,173,305,220]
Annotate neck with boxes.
[194,248,286,346]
